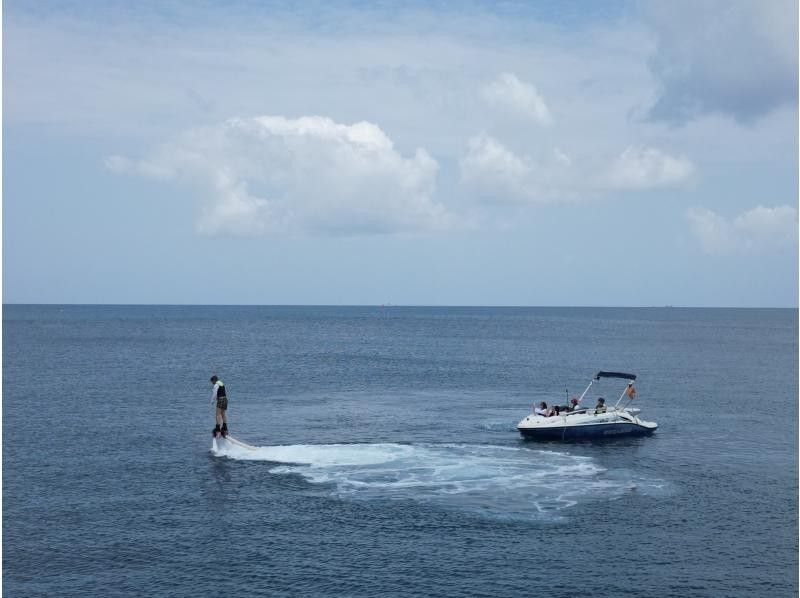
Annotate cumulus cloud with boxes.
[459,134,579,203]
[686,205,798,255]
[605,146,694,190]
[642,0,798,124]
[481,73,553,125]
[106,116,452,236]
[460,134,530,200]
[460,136,694,202]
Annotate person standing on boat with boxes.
[210,375,229,438]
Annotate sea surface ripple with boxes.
[3,305,797,597]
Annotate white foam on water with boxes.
[211,440,667,520]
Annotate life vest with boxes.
[216,381,227,398]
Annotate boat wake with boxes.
[211,437,668,521]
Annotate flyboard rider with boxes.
[210,375,229,438]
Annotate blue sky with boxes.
[3,0,798,306]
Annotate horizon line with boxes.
[2,303,797,310]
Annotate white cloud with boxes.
[481,73,553,125]
[460,134,530,200]
[459,134,576,203]
[605,146,694,190]
[686,205,798,255]
[643,0,798,124]
[107,116,451,236]
[459,136,695,202]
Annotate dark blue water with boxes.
[3,305,797,597]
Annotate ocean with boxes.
[3,305,797,597]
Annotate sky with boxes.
[3,0,798,306]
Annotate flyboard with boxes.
[211,434,258,453]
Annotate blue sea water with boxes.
[3,305,798,597]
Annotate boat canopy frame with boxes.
[594,371,637,381]
[576,371,638,406]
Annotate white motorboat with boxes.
[517,371,658,440]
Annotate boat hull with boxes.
[518,421,657,440]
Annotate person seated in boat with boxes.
[535,401,550,416]
[568,397,581,412]
[595,397,607,414]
